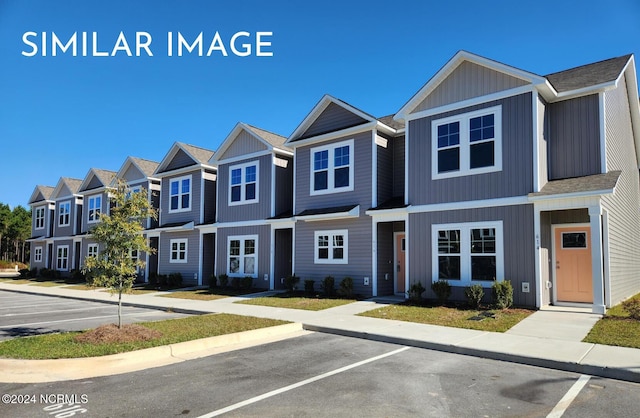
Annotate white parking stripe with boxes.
[197,346,411,418]
[1,306,109,317]
[546,374,591,418]
[0,311,169,329]
[0,301,73,310]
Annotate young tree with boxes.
[83,180,157,328]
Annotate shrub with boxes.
[492,280,513,309]
[321,276,335,297]
[209,274,217,289]
[70,269,85,282]
[622,298,640,320]
[431,279,451,305]
[304,279,315,295]
[408,281,426,301]
[30,267,38,278]
[284,274,300,293]
[231,277,241,289]
[339,277,354,297]
[241,276,254,290]
[19,268,31,278]
[168,272,183,287]
[465,284,485,309]
[218,274,229,289]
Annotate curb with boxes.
[0,323,304,383]
[302,324,640,384]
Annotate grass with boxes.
[29,281,66,287]
[0,313,289,359]
[64,284,101,291]
[583,293,640,349]
[236,293,356,311]
[359,303,533,332]
[159,287,266,301]
[0,278,33,284]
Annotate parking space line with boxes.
[1,306,108,317]
[0,301,73,310]
[546,374,590,418]
[0,311,171,329]
[197,346,411,418]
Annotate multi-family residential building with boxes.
[27,51,640,313]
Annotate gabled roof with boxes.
[155,142,215,175]
[211,122,290,164]
[116,156,160,182]
[51,177,83,200]
[545,55,632,93]
[79,168,116,192]
[28,185,55,205]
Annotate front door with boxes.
[395,233,406,294]
[554,226,593,303]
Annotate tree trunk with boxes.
[118,280,123,329]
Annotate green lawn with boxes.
[583,293,640,349]
[159,289,230,301]
[0,314,289,359]
[359,304,534,332]
[236,294,356,311]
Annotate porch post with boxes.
[589,205,606,314]
[533,206,542,309]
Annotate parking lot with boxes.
[0,290,190,340]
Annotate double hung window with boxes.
[87,195,102,223]
[310,140,354,194]
[58,201,71,226]
[170,239,188,263]
[169,176,191,212]
[229,161,259,205]
[314,230,348,264]
[35,207,45,229]
[228,236,258,277]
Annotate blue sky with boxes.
[1,0,639,210]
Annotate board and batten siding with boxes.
[215,225,271,289]
[294,216,373,297]
[299,102,368,139]
[601,74,640,306]
[122,164,143,183]
[408,93,533,205]
[409,204,536,307]
[274,156,293,216]
[548,94,601,180]
[376,134,393,206]
[160,170,203,225]
[295,131,372,211]
[217,154,272,222]
[164,149,197,172]
[414,61,530,113]
[219,130,268,160]
[393,135,405,198]
[538,96,549,189]
[158,229,201,284]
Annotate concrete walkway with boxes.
[1,281,639,384]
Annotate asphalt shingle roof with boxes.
[180,143,215,164]
[545,55,631,93]
[529,171,622,198]
[130,157,160,177]
[245,124,291,151]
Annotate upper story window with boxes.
[58,201,71,226]
[35,206,45,230]
[432,105,502,179]
[169,175,191,213]
[310,139,354,195]
[229,161,259,205]
[87,195,102,223]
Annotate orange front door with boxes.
[395,233,406,294]
[554,226,593,303]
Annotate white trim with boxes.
[156,221,195,233]
[34,206,46,230]
[431,221,504,288]
[431,105,502,180]
[228,160,260,206]
[371,220,377,297]
[288,122,377,148]
[214,149,272,166]
[365,207,408,218]
[197,232,203,286]
[602,209,611,308]
[532,91,540,193]
[309,139,355,195]
[34,246,43,262]
[168,174,193,213]
[404,120,409,205]
[269,226,275,290]
[87,243,98,259]
[534,207,543,309]
[409,196,529,214]
[86,194,102,225]
[297,205,360,222]
[271,155,276,218]
[200,174,205,225]
[58,200,71,227]
[169,238,188,264]
[314,229,348,265]
[528,188,615,202]
[599,92,607,173]
[207,219,268,229]
[56,244,70,271]
[371,130,377,209]
[292,149,297,216]
[227,234,259,278]
[156,164,215,179]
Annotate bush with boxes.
[241,276,254,290]
[19,268,31,278]
[70,269,85,282]
[284,274,300,293]
[304,279,315,295]
[30,267,38,278]
[431,279,451,304]
[168,272,183,287]
[231,277,241,289]
[321,276,335,297]
[209,274,217,289]
[492,280,513,309]
[408,281,426,301]
[218,274,229,289]
[622,298,640,320]
[465,284,485,309]
[339,277,354,297]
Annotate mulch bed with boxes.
[74,324,162,344]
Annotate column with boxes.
[589,205,606,314]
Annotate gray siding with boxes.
[54,200,78,237]
[274,156,293,216]
[160,170,203,225]
[123,164,143,182]
[376,134,393,206]
[84,176,103,191]
[393,135,405,198]
[81,192,109,234]
[299,102,368,139]
[548,94,601,180]
[217,155,272,222]
[31,204,49,237]
[30,240,48,270]
[601,74,640,305]
[219,131,268,160]
[295,131,372,211]
[164,149,196,172]
[158,229,201,285]
[294,216,373,297]
[408,93,533,205]
[415,61,529,112]
[408,204,536,307]
[215,225,271,289]
[538,96,549,189]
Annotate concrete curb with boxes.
[0,323,304,383]
[302,324,640,384]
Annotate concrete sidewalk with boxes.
[1,281,639,384]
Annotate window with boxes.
[310,140,354,195]
[87,244,98,258]
[227,235,258,278]
[56,245,69,271]
[432,106,502,179]
[229,161,259,205]
[126,186,142,200]
[562,232,587,249]
[87,195,102,223]
[432,221,503,287]
[58,201,71,226]
[169,175,191,212]
[314,230,348,264]
[34,247,43,262]
[169,239,188,263]
[35,207,45,229]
